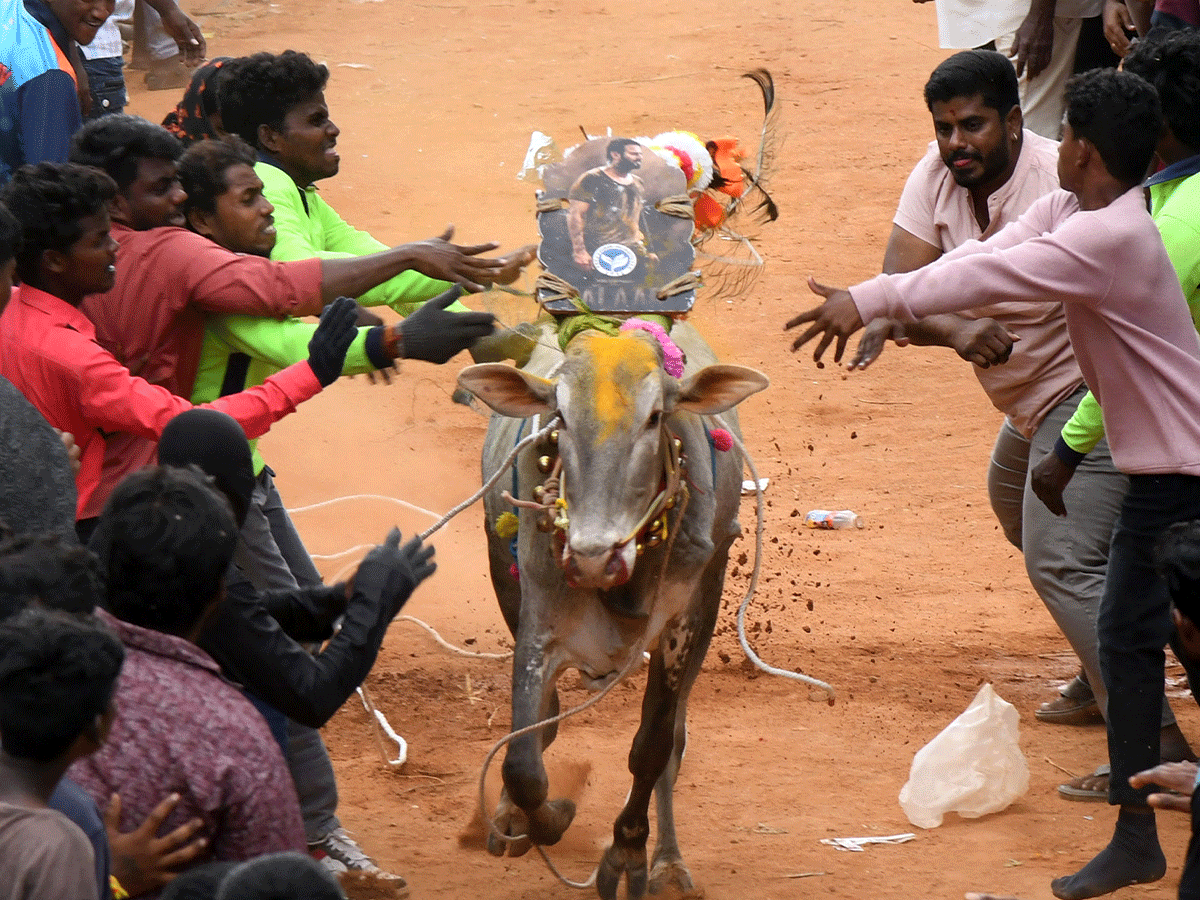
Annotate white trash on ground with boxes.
[898,683,1029,828]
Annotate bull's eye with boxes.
[647,411,661,429]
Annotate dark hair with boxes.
[160,862,238,900]
[1065,68,1162,185]
[0,607,123,762]
[0,202,20,265]
[0,162,116,284]
[179,135,260,220]
[217,51,330,149]
[924,50,1021,117]
[1157,520,1200,626]
[0,531,103,620]
[70,114,184,190]
[606,137,640,161]
[1122,29,1200,152]
[215,852,346,900]
[89,466,237,636]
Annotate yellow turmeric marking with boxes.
[576,333,659,441]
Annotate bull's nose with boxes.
[564,550,630,589]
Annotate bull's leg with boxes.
[649,543,728,896]
[489,640,576,857]
[596,650,681,900]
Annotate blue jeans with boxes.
[1100,474,1200,806]
[81,56,126,119]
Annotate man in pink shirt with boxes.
[789,68,1200,899]
[852,48,1189,795]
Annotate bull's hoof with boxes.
[487,801,532,858]
[487,797,577,858]
[597,844,649,900]
[648,856,700,897]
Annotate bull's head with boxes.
[459,330,767,591]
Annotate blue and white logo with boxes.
[592,243,637,278]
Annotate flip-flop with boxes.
[1057,764,1110,802]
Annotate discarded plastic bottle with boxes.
[805,509,864,530]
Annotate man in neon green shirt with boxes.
[215,49,535,317]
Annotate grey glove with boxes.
[397,285,496,364]
[352,528,436,619]
[307,296,359,387]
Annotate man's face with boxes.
[265,92,340,187]
[1057,122,1084,195]
[119,158,187,230]
[611,143,643,174]
[193,164,277,257]
[58,210,118,296]
[48,0,114,46]
[931,94,1018,191]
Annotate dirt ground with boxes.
[123,1,1200,898]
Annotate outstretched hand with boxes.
[105,792,207,895]
[488,244,538,287]
[352,528,437,619]
[784,277,864,366]
[849,318,909,370]
[403,226,504,293]
[397,286,497,364]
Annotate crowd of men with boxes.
[791,6,1200,899]
[4,0,1200,897]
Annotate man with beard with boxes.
[846,48,1191,800]
[567,137,654,274]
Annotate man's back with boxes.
[0,802,97,900]
[68,611,305,893]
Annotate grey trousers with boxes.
[235,467,341,843]
[987,387,1174,727]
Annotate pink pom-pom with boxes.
[509,563,520,581]
[710,428,733,452]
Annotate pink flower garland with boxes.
[620,318,685,378]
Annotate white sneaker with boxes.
[309,827,408,888]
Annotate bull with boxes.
[458,320,767,900]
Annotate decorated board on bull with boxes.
[459,312,767,899]
[536,137,698,315]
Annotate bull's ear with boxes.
[672,365,769,415]
[457,363,557,418]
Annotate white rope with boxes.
[394,615,512,660]
[287,493,442,521]
[416,414,560,543]
[356,684,407,767]
[308,543,373,562]
[712,415,836,703]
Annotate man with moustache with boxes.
[847,48,1191,797]
[567,137,653,274]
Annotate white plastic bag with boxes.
[898,683,1029,828]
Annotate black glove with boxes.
[352,528,436,619]
[398,285,497,364]
[307,295,359,386]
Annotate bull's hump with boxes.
[571,333,660,439]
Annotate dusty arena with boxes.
[122,1,1200,897]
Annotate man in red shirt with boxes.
[67,113,510,523]
[0,161,358,529]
